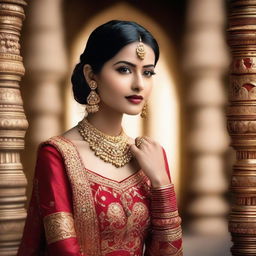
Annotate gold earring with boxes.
[140,103,147,118]
[86,80,100,113]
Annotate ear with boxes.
[83,64,95,85]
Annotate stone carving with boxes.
[230,76,256,100]
[0,33,20,55]
[227,1,256,255]
[0,1,28,256]
[231,57,256,74]
[227,106,256,115]
[227,120,256,133]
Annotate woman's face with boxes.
[94,42,156,116]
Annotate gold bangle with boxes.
[151,210,179,218]
[151,183,174,190]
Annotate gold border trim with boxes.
[43,212,76,244]
[42,136,101,255]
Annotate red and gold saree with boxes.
[18,136,182,256]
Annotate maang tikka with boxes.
[86,80,100,113]
[136,37,145,60]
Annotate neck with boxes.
[86,104,123,136]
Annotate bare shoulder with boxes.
[61,126,91,153]
[61,126,82,142]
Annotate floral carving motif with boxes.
[0,34,20,55]
[0,88,22,103]
[232,57,256,73]
[227,120,256,133]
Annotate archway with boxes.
[65,2,182,190]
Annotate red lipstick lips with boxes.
[125,95,143,104]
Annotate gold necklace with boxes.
[77,118,133,168]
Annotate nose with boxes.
[131,73,144,92]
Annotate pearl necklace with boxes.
[77,118,133,168]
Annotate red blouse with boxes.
[17,137,182,256]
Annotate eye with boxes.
[143,70,156,77]
[116,66,131,74]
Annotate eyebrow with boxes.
[113,60,155,68]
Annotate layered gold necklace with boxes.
[77,118,133,168]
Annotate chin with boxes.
[124,110,141,116]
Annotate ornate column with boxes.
[227,1,256,255]
[183,0,230,234]
[0,1,28,255]
[23,0,67,192]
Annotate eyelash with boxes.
[116,66,156,77]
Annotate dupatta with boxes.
[43,136,101,255]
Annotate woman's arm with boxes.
[129,140,183,256]
[145,149,183,256]
[144,148,183,256]
[18,145,83,256]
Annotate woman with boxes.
[18,20,183,256]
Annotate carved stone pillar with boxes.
[183,0,230,234]
[227,0,256,255]
[0,1,28,255]
[23,0,67,193]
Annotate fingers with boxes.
[130,136,149,157]
[135,137,145,148]
[129,143,141,156]
[131,136,160,155]
[135,136,156,149]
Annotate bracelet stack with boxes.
[150,183,182,242]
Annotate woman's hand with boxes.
[129,137,171,188]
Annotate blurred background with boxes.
[20,0,233,255]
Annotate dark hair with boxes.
[71,20,160,105]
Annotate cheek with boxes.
[98,74,130,96]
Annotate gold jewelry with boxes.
[86,81,100,113]
[135,136,146,148]
[140,103,147,118]
[136,37,145,60]
[77,118,133,167]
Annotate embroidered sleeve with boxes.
[44,212,77,244]
[37,145,83,255]
[17,145,84,256]
[144,148,183,256]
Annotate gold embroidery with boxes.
[107,203,127,227]
[101,202,150,254]
[43,212,76,244]
[146,238,183,256]
[43,136,101,255]
[152,226,182,242]
[42,136,183,256]
[86,168,149,191]
[152,216,182,227]
[89,169,151,220]
[91,178,150,218]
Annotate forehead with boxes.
[109,42,155,65]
